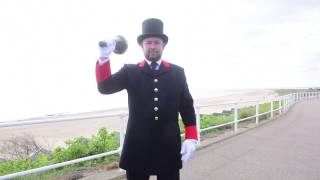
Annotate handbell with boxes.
[98,35,128,55]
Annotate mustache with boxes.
[148,49,158,53]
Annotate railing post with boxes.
[195,104,201,145]
[292,93,295,104]
[290,94,292,107]
[256,101,259,124]
[306,92,308,100]
[283,95,287,112]
[288,94,292,107]
[270,100,273,119]
[283,96,286,112]
[291,93,296,105]
[119,111,127,155]
[286,95,289,111]
[293,93,295,104]
[305,92,307,100]
[293,93,295,103]
[279,98,282,114]
[234,104,238,132]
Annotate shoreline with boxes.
[0,89,299,153]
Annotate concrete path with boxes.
[181,99,320,180]
[82,99,320,180]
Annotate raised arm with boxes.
[95,39,127,94]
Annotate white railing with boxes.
[0,91,319,179]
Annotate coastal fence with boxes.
[0,91,319,179]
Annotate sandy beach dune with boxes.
[0,89,279,153]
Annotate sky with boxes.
[0,0,319,121]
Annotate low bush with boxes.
[0,128,119,176]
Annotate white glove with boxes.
[98,39,116,64]
[181,139,197,163]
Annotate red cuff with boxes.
[96,60,111,83]
[185,125,198,140]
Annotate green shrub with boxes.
[238,106,255,119]
[200,114,233,129]
[88,128,119,155]
[0,158,33,175]
[34,153,51,168]
[65,137,89,160]
[0,127,120,176]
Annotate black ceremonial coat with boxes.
[97,60,196,174]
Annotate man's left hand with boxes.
[181,139,197,163]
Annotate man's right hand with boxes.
[98,39,116,64]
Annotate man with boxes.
[95,18,198,180]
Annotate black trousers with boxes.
[126,171,180,180]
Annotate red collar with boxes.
[138,60,171,68]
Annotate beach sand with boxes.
[195,89,279,114]
[0,89,279,154]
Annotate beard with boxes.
[144,50,162,62]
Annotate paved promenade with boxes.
[83,99,320,180]
[181,99,320,180]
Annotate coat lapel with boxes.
[138,60,154,76]
[157,60,171,75]
[138,60,172,77]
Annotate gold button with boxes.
[155,116,159,120]
[154,88,159,92]
[154,107,158,111]
[154,79,158,83]
[154,97,158,101]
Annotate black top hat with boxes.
[137,18,168,45]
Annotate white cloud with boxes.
[1,0,320,121]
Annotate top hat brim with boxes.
[137,34,168,45]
